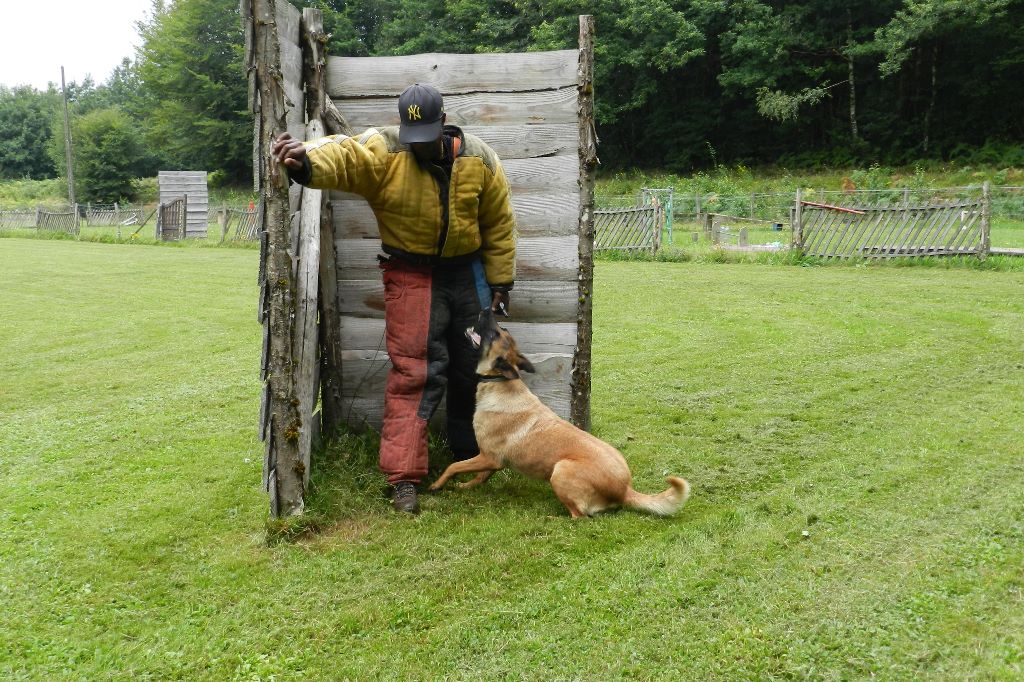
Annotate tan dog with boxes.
[429,309,690,518]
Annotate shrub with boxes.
[49,107,146,203]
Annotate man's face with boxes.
[408,113,445,163]
[410,138,443,163]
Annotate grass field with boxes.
[2,238,1023,680]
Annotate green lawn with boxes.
[2,239,1023,680]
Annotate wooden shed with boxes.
[157,170,209,238]
[244,0,596,517]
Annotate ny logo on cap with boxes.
[407,105,421,121]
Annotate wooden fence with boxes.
[217,206,260,241]
[0,208,40,229]
[37,206,80,235]
[594,205,660,254]
[794,185,990,258]
[156,197,186,241]
[84,203,145,226]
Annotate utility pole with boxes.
[61,66,76,207]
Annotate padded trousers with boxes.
[378,257,492,484]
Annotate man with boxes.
[272,83,516,514]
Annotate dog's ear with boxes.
[494,356,520,379]
[516,353,536,374]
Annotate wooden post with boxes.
[60,67,76,207]
[295,119,323,488]
[303,7,345,436]
[180,195,187,241]
[248,0,305,517]
[218,203,228,242]
[750,192,756,219]
[739,227,748,247]
[980,181,990,259]
[571,15,596,432]
[793,188,804,251]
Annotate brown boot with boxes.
[390,481,420,515]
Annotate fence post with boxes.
[793,188,804,252]
[739,227,748,247]
[750,192,756,219]
[980,181,990,259]
[219,203,228,243]
[35,205,42,228]
[694,192,702,220]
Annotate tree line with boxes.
[2,0,1022,203]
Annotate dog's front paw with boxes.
[427,479,446,492]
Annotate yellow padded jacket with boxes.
[302,125,517,288]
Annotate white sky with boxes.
[0,0,155,90]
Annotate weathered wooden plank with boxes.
[337,279,578,322]
[301,123,576,161]
[333,87,577,129]
[281,38,304,119]
[329,191,579,239]
[158,170,207,178]
[502,156,578,194]
[275,0,300,46]
[305,149,575,195]
[326,50,578,97]
[467,124,578,159]
[340,317,577,356]
[334,235,578,281]
[295,163,322,488]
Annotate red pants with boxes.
[379,257,491,484]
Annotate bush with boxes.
[50,107,146,203]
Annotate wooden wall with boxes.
[157,171,208,238]
[326,50,583,428]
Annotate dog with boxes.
[428,309,690,518]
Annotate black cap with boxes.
[398,83,444,144]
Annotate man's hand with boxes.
[490,290,510,317]
[271,132,307,171]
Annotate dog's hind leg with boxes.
[456,470,496,489]
[549,460,600,518]
[428,454,500,491]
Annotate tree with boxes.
[49,107,146,203]
[136,0,251,182]
[0,86,60,179]
[872,0,1015,154]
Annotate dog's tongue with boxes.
[466,328,481,348]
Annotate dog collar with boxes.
[477,375,514,383]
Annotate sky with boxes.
[0,0,155,90]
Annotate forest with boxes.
[1,0,1022,202]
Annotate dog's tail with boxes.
[623,477,690,516]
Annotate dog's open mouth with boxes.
[466,327,481,349]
